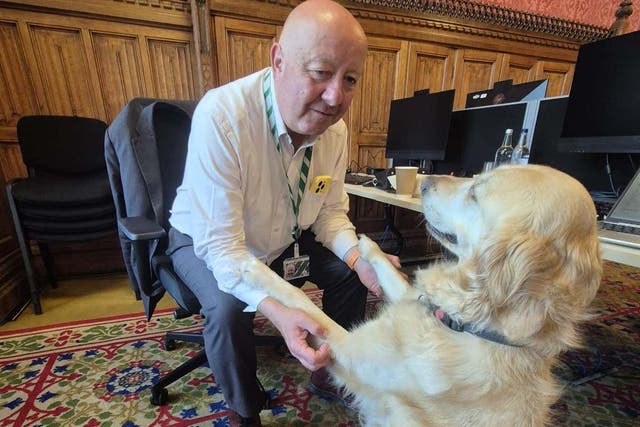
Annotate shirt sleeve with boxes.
[310,130,359,261]
[184,105,269,311]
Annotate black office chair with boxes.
[6,115,116,314]
[105,98,282,406]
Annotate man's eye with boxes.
[310,70,331,79]
[345,76,358,87]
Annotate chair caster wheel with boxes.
[150,388,168,406]
[165,338,176,350]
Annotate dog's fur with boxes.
[244,164,602,426]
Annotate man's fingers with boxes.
[386,254,402,268]
[296,313,328,340]
[293,340,331,370]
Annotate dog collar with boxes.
[417,294,522,347]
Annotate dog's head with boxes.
[420,165,602,355]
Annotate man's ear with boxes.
[270,42,283,72]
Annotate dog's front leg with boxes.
[358,235,413,303]
[242,258,348,342]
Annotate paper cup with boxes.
[395,166,418,197]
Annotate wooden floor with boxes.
[0,273,177,332]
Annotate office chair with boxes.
[106,98,282,406]
[6,115,116,315]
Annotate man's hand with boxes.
[353,253,402,298]
[258,297,331,371]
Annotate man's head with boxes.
[271,0,368,146]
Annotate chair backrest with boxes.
[105,98,197,317]
[17,115,108,175]
[151,103,192,231]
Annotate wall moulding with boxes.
[211,0,607,49]
[348,0,609,43]
[0,0,192,28]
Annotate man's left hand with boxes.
[353,253,403,298]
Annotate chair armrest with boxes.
[118,216,166,241]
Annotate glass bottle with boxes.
[494,128,513,166]
[511,129,530,165]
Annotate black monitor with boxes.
[559,30,640,153]
[466,80,547,108]
[385,89,455,162]
[432,102,527,176]
[529,96,639,196]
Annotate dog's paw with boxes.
[358,234,383,261]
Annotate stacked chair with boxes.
[6,115,116,315]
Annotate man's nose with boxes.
[322,78,344,107]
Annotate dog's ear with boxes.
[469,229,600,352]
[473,231,557,313]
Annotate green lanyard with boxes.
[263,70,313,241]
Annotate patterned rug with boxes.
[1,263,638,426]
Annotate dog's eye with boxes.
[467,186,477,202]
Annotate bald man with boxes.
[168,0,399,424]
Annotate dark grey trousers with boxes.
[167,227,367,417]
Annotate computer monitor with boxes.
[559,30,640,153]
[432,101,528,176]
[528,96,639,196]
[385,89,455,163]
[465,80,547,108]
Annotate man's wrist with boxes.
[344,247,361,270]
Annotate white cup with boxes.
[395,166,418,198]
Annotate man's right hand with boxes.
[258,297,331,371]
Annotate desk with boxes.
[345,183,640,268]
[345,183,421,213]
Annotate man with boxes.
[168,0,400,424]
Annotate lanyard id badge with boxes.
[263,70,312,281]
[283,242,310,281]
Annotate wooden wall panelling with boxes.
[535,60,575,97]
[349,36,407,168]
[0,20,39,134]
[190,0,217,94]
[146,37,196,100]
[349,36,407,234]
[213,17,276,85]
[406,41,456,96]
[92,32,149,120]
[499,53,538,84]
[451,48,505,110]
[27,24,106,118]
[0,3,197,320]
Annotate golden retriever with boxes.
[245,164,602,426]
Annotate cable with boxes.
[605,154,619,197]
[628,153,637,171]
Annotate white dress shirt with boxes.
[169,68,358,311]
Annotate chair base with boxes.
[151,347,208,406]
[151,331,284,406]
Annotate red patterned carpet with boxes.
[0,263,638,426]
